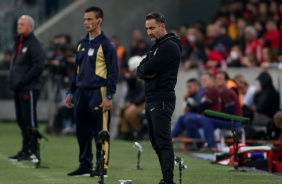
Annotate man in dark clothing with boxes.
[65,7,118,177]
[247,71,280,139]
[137,12,181,184]
[8,15,45,162]
[171,78,206,137]
[253,71,280,125]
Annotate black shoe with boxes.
[90,167,108,178]
[17,152,39,163]
[9,151,23,162]
[159,179,175,184]
[67,167,92,177]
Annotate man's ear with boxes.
[161,23,165,29]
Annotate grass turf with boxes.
[0,122,282,184]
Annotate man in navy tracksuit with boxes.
[137,12,181,184]
[65,7,118,177]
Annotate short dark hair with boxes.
[217,70,230,80]
[202,72,214,79]
[146,12,165,24]
[187,78,200,87]
[85,6,103,19]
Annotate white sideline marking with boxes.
[0,152,30,168]
[0,152,64,183]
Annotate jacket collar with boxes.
[155,33,176,44]
[82,31,105,43]
[15,32,35,42]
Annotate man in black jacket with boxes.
[137,12,181,184]
[8,15,45,162]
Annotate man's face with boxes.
[235,76,245,90]
[215,73,226,88]
[245,31,254,41]
[187,82,198,96]
[17,17,32,36]
[145,19,164,41]
[84,12,100,32]
[201,74,212,89]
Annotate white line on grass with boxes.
[0,152,30,168]
[0,152,64,183]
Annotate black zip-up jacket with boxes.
[9,32,45,91]
[137,33,182,102]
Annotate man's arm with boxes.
[104,42,118,97]
[137,56,148,80]
[20,41,45,85]
[141,41,180,75]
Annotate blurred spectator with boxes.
[226,45,243,67]
[52,34,72,45]
[262,19,280,49]
[245,26,264,63]
[273,111,282,162]
[236,18,247,52]
[206,24,219,46]
[203,44,224,75]
[179,25,189,46]
[183,27,206,69]
[242,81,257,110]
[258,2,270,24]
[50,44,76,135]
[253,20,265,38]
[180,26,193,63]
[270,0,279,22]
[117,56,146,140]
[111,36,127,78]
[252,71,280,127]
[174,73,221,146]
[130,29,150,56]
[171,78,205,138]
[215,23,233,55]
[234,74,256,120]
[0,49,12,70]
[217,71,242,116]
[227,75,243,107]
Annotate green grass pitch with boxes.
[0,122,282,184]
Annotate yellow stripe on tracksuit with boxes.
[100,86,109,169]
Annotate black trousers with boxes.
[145,100,175,182]
[14,90,40,154]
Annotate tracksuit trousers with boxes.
[74,87,110,170]
[14,90,39,155]
[145,100,175,183]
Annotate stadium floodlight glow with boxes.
[175,156,187,184]
[133,142,142,169]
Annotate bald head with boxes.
[17,15,34,36]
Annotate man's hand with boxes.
[146,73,157,78]
[125,104,136,116]
[99,99,112,113]
[65,95,74,108]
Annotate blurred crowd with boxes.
[172,0,282,73]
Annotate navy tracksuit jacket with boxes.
[68,32,118,169]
